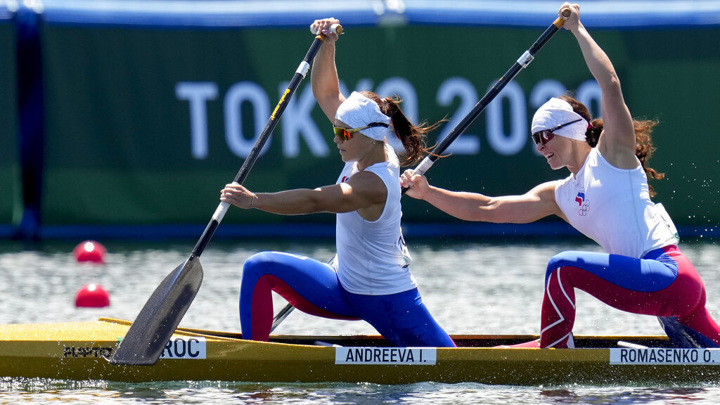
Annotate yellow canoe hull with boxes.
[1,318,719,385]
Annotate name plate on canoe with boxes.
[610,348,720,365]
[159,337,207,360]
[335,347,436,365]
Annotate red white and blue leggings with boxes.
[239,251,456,347]
[540,245,720,348]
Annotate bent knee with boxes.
[243,251,282,275]
[545,251,586,281]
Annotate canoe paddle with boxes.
[110,24,343,366]
[270,9,571,332]
[404,8,571,186]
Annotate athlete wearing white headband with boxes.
[222,17,455,349]
[335,92,393,142]
[531,97,589,142]
[403,3,720,350]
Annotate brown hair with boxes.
[361,91,440,166]
[558,95,665,197]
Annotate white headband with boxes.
[335,92,393,142]
[531,97,589,142]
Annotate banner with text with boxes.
[39,24,720,231]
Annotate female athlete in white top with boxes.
[401,3,720,348]
[221,18,454,347]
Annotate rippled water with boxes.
[2,237,720,403]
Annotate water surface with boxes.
[2,238,720,403]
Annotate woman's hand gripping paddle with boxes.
[110,25,342,366]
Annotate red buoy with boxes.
[73,240,107,264]
[75,283,110,308]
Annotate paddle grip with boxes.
[310,23,343,36]
[554,8,572,28]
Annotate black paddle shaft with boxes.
[406,11,569,181]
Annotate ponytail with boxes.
[361,91,441,166]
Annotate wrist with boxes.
[570,22,586,36]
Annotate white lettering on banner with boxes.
[576,79,603,117]
[175,82,219,159]
[175,78,601,160]
[529,79,567,109]
[224,81,271,158]
[335,347,437,365]
[280,82,329,157]
[160,337,207,360]
[376,77,418,122]
[609,348,720,365]
[436,77,480,155]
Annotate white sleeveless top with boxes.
[554,148,679,258]
[334,144,416,295]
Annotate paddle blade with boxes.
[109,256,203,365]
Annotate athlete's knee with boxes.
[545,251,583,283]
[243,251,283,276]
[544,255,567,283]
[546,251,582,270]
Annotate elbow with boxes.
[600,72,622,93]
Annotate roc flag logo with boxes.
[575,192,585,206]
[575,191,590,216]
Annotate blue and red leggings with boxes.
[239,251,456,347]
[540,245,720,348]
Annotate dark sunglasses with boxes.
[531,118,583,146]
[332,122,389,142]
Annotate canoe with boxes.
[2,317,720,385]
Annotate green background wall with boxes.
[0,21,18,227]
[38,23,720,232]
